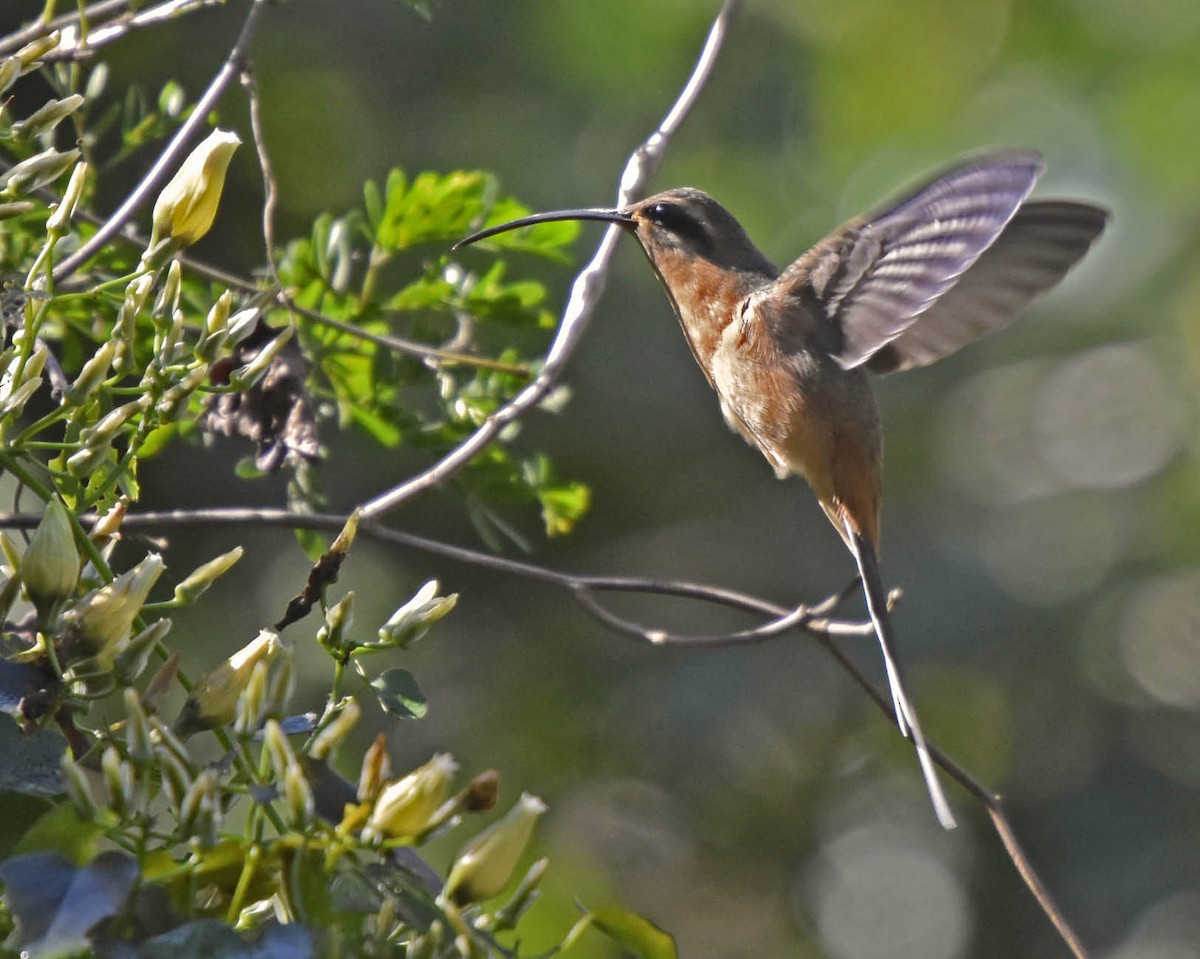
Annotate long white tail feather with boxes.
[845,520,956,830]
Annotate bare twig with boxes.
[0,501,1092,958]
[242,64,281,286]
[50,0,272,283]
[356,0,747,521]
[0,1,212,57]
[51,0,218,60]
[0,0,133,56]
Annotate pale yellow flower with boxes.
[368,753,458,840]
[444,793,546,903]
[149,129,240,251]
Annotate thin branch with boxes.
[0,0,137,56]
[241,64,281,286]
[0,0,207,57]
[50,0,272,283]
[0,501,1091,958]
[356,0,747,522]
[51,0,219,60]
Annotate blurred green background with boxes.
[12,0,1200,956]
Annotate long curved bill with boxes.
[453,207,633,249]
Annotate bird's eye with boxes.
[646,202,681,226]
[643,201,704,239]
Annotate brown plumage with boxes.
[456,150,1109,828]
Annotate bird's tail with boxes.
[845,522,956,829]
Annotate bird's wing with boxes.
[865,200,1108,374]
[775,150,1045,369]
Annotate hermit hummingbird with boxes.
[455,150,1108,828]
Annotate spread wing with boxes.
[865,200,1108,374]
[774,150,1045,369]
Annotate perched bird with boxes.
[456,150,1108,828]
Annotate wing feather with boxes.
[774,150,1047,369]
[866,200,1109,374]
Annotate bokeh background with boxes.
[10,0,1200,956]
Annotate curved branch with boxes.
[356,0,747,521]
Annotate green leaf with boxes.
[363,177,385,233]
[137,422,179,459]
[235,456,265,479]
[294,527,329,564]
[377,169,495,250]
[345,400,403,447]
[539,480,591,537]
[370,668,427,719]
[13,802,103,866]
[279,844,334,927]
[384,274,457,311]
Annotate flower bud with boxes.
[20,497,78,623]
[61,755,97,820]
[45,158,88,233]
[101,744,134,817]
[85,64,108,101]
[15,32,61,68]
[444,793,547,903]
[462,769,501,814]
[0,148,80,197]
[153,259,182,325]
[158,749,192,811]
[175,630,281,736]
[195,292,234,361]
[123,687,154,765]
[226,306,262,345]
[112,618,171,684]
[378,581,457,649]
[91,499,127,542]
[284,764,314,829]
[112,274,153,374]
[357,733,392,804]
[317,592,355,655]
[172,546,242,604]
[228,324,294,391]
[155,365,208,421]
[148,713,190,768]
[64,554,165,668]
[178,768,217,836]
[264,642,295,717]
[12,94,85,141]
[309,698,361,761]
[0,60,18,97]
[0,201,35,219]
[263,719,298,785]
[66,396,151,476]
[1,341,47,417]
[233,659,269,736]
[148,129,240,254]
[63,338,116,405]
[367,753,458,842]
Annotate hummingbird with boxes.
[454,150,1108,828]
